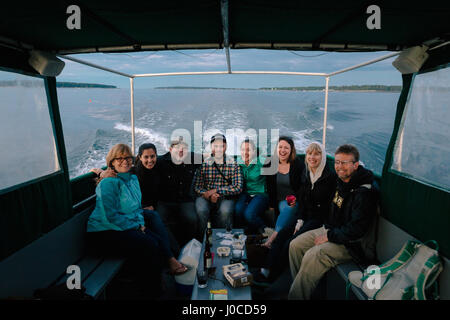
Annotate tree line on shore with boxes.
[155,85,401,91]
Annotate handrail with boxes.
[73,194,96,211]
[133,71,327,77]
[57,55,134,78]
[326,52,399,77]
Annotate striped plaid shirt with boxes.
[193,156,243,197]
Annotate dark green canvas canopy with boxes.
[1,0,449,54]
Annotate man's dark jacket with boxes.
[157,152,201,203]
[325,165,378,265]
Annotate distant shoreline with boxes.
[56,82,117,88]
[0,81,117,89]
[154,85,401,92]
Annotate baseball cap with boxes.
[210,133,226,144]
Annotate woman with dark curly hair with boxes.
[263,136,305,248]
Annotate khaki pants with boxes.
[288,226,352,300]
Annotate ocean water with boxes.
[57,88,399,179]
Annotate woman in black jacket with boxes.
[294,142,337,229]
[255,142,337,284]
[263,136,305,248]
[133,143,160,210]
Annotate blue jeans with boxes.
[195,196,235,236]
[235,193,269,232]
[275,200,299,232]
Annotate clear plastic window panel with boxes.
[392,66,450,191]
[0,71,60,191]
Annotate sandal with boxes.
[169,263,189,276]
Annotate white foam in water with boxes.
[114,122,170,152]
[70,119,333,179]
[71,123,170,178]
[73,158,104,178]
[71,142,117,178]
[202,109,252,156]
[292,129,315,153]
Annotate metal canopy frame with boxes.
[57,51,400,155]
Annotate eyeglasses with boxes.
[334,160,355,166]
[113,156,133,164]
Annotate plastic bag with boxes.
[174,238,202,286]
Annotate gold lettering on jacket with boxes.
[333,190,344,208]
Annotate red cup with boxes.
[286,195,296,206]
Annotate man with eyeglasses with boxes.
[288,144,378,300]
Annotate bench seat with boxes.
[331,216,450,300]
[0,205,125,300]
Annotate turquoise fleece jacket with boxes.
[87,172,145,232]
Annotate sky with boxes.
[56,49,402,89]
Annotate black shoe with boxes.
[252,271,272,287]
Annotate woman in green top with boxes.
[234,139,269,234]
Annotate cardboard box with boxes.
[223,263,253,288]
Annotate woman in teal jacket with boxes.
[87,144,187,296]
[234,139,269,234]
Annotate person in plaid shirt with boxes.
[194,133,243,235]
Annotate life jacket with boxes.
[347,240,444,300]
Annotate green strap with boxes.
[378,240,417,269]
[415,255,443,300]
[378,241,418,274]
[415,273,427,300]
[401,285,415,300]
[424,240,439,251]
[345,280,353,300]
[361,241,417,282]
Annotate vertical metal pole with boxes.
[130,77,135,156]
[397,128,404,171]
[322,76,330,148]
[221,0,231,73]
[225,47,232,73]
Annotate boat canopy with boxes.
[1,0,449,54]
